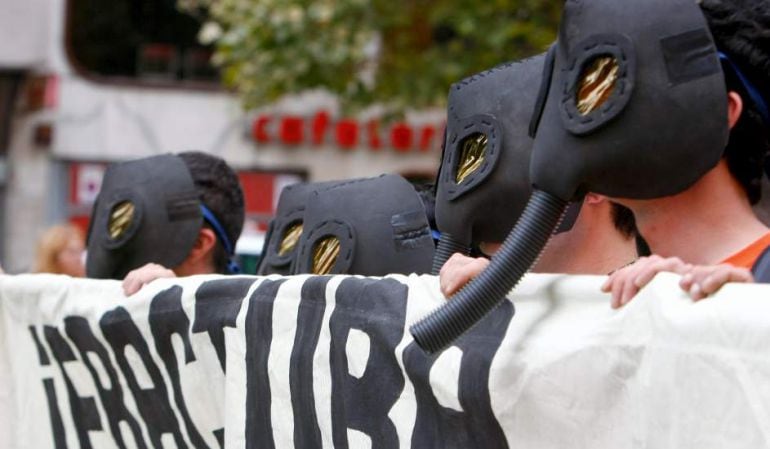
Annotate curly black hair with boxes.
[178,151,245,273]
[700,0,770,204]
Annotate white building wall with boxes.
[0,0,51,69]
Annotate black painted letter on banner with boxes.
[404,301,513,448]
[329,278,408,449]
[44,325,103,449]
[30,326,68,449]
[100,307,187,448]
[149,286,211,449]
[65,316,148,449]
[191,278,254,373]
[290,276,330,448]
[244,279,285,449]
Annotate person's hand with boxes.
[122,263,176,296]
[439,253,490,297]
[602,255,692,308]
[679,264,753,301]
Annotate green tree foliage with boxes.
[180,0,560,112]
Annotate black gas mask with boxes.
[412,0,729,352]
[256,181,337,275]
[293,174,435,276]
[86,154,239,279]
[431,53,582,274]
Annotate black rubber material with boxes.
[411,190,568,353]
[431,234,471,275]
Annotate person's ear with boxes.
[727,91,744,130]
[187,227,217,264]
[172,228,218,277]
[584,193,606,205]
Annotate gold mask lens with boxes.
[312,237,340,275]
[576,56,619,115]
[108,201,135,240]
[456,133,488,184]
[278,222,303,256]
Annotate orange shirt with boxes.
[720,232,770,269]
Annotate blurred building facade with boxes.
[0,0,441,272]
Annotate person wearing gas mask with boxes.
[431,54,643,297]
[409,0,770,354]
[255,181,337,276]
[85,151,245,295]
[597,0,770,307]
[259,174,435,277]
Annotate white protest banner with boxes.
[1,272,769,448]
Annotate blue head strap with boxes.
[718,51,770,126]
[200,205,240,274]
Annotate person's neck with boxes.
[534,202,637,275]
[174,258,217,276]
[629,161,768,265]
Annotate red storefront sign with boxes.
[251,111,442,153]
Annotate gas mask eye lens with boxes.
[278,222,303,256]
[456,132,488,184]
[576,55,619,115]
[108,201,135,240]
[312,236,340,275]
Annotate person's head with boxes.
[433,55,546,253]
[35,224,86,277]
[699,0,770,205]
[86,152,244,279]
[433,53,640,274]
[177,151,245,275]
[257,180,340,276]
[292,174,435,276]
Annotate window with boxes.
[67,0,219,84]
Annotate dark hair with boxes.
[411,181,438,232]
[178,151,245,273]
[610,203,636,239]
[700,0,770,204]
[610,203,651,256]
